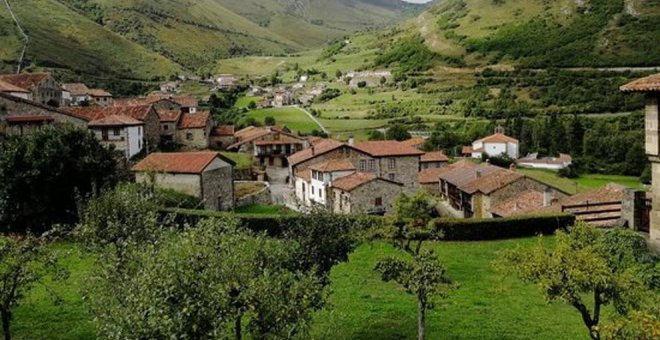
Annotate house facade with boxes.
[229,126,307,167]
[132,152,235,211]
[331,173,404,215]
[176,112,212,149]
[88,115,144,159]
[463,133,519,159]
[209,125,236,149]
[0,73,62,106]
[62,83,113,106]
[420,151,449,170]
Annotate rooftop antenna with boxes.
[3,0,29,74]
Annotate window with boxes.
[375,197,383,206]
[358,160,367,171]
[113,128,121,136]
[164,125,169,131]
[388,158,396,170]
[186,132,193,140]
[388,173,395,181]
[368,159,376,171]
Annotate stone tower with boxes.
[621,74,660,246]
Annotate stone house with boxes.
[437,161,568,218]
[463,133,519,159]
[621,73,660,244]
[331,172,403,215]
[114,95,198,113]
[0,73,62,106]
[420,151,449,170]
[176,111,212,149]
[65,105,161,149]
[273,91,292,107]
[88,115,144,159]
[88,89,113,106]
[0,92,87,137]
[0,79,31,100]
[401,137,426,150]
[295,159,356,207]
[417,167,448,195]
[132,152,235,211]
[209,125,236,150]
[62,83,113,106]
[157,109,182,143]
[216,74,237,90]
[229,126,307,167]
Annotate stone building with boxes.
[88,115,144,159]
[157,109,182,143]
[65,105,161,149]
[114,95,198,114]
[621,73,660,245]
[176,111,212,149]
[62,83,113,106]
[209,125,236,150]
[0,92,87,136]
[330,172,403,215]
[420,151,449,170]
[229,126,307,167]
[463,133,519,159]
[132,152,235,211]
[0,79,31,100]
[0,73,62,106]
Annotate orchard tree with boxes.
[496,224,659,340]
[0,235,66,340]
[386,124,412,141]
[0,126,119,232]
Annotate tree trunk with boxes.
[235,314,242,340]
[417,299,426,340]
[1,310,11,340]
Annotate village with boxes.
[0,70,658,244]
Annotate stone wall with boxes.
[177,127,209,149]
[202,163,234,211]
[331,179,403,215]
[136,172,202,197]
[0,94,87,128]
[235,181,272,208]
[143,109,161,149]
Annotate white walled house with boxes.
[88,115,144,159]
[516,153,572,171]
[464,133,519,159]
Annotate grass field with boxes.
[234,204,294,215]
[518,168,644,195]
[247,107,322,134]
[234,96,262,108]
[220,152,252,170]
[12,237,599,339]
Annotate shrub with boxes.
[433,213,575,241]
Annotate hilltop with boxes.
[0,0,421,80]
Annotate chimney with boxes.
[543,188,554,207]
[311,146,315,155]
[476,170,482,178]
[348,135,355,146]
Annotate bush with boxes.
[433,213,575,241]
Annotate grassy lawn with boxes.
[234,96,262,109]
[220,152,252,170]
[234,204,294,215]
[312,239,590,340]
[518,168,644,194]
[247,107,321,134]
[234,182,267,198]
[12,237,598,339]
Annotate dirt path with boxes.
[292,105,329,134]
[3,0,28,73]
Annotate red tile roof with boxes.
[309,159,356,172]
[65,105,154,122]
[5,115,54,123]
[294,169,312,182]
[491,190,545,217]
[353,140,424,157]
[400,137,425,148]
[88,88,112,97]
[288,139,344,166]
[132,152,231,174]
[421,151,449,162]
[462,146,474,154]
[332,172,402,192]
[113,95,198,108]
[212,125,235,136]
[88,115,143,127]
[178,112,210,129]
[460,169,524,195]
[477,133,519,144]
[157,109,182,123]
[418,167,449,184]
[62,83,90,96]
[253,135,304,145]
[0,72,50,91]
[0,79,31,93]
[620,74,660,92]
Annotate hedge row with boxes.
[433,213,576,241]
[161,208,575,241]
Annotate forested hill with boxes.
[0,0,422,79]
[384,0,660,69]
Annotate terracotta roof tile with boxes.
[0,72,50,91]
[5,115,54,123]
[0,79,31,93]
[418,166,456,184]
[491,190,545,217]
[477,133,519,144]
[332,172,402,192]
[462,146,474,154]
[253,135,304,145]
[178,112,210,129]
[421,151,449,162]
[65,105,153,122]
[309,159,356,172]
[113,95,198,108]
[620,74,660,92]
[353,140,424,157]
[212,125,235,136]
[294,168,312,182]
[88,115,143,127]
[157,109,182,123]
[62,83,90,96]
[132,152,227,174]
[288,139,344,166]
[400,137,425,148]
[460,169,524,195]
[88,88,112,97]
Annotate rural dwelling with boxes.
[157,109,182,142]
[621,73,660,244]
[210,125,236,149]
[516,153,572,170]
[417,167,448,195]
[0,79,31,100]
[132,152,235,211]
[216,74,237,90]
[463,133,519,159]
[229,126,307,167]
[0,72,62,106]
[114,95,198,113]
[65,105,160,149]
[294,159,357,207]
[176,112,212,149]
[331,172,403,215]
[0,92,87,137]
[437,161,568,218]
[273,91,292,107]
[88,115,144,159]
[420,151,449,170]
[401,137,426,150]
[62,83,113,106]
